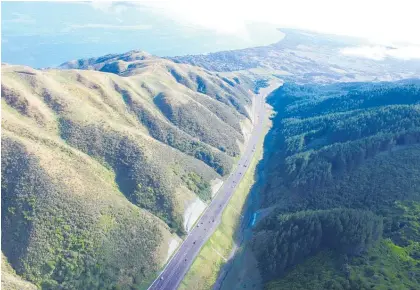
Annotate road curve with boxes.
[147,84,279,290]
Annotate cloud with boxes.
[90,1,129,14]
[63,23,152,32]
[4,1,420,47]
[4,13,35,24]
[133,1,250,35]
[340,45,420,60]
[90,2,113,13]
[127,0,420,45]
[86,1,249,36]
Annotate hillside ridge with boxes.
[1,52,262,289]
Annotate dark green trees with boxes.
[252,209,383,281]
[249,79,420,286]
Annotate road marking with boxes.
[227,204,243,217]
[209,244,228,262]
[147,82,281,290]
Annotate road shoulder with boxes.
[178,102,272,290]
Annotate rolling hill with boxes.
[1,52,259,289]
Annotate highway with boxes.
[147,83,279,290]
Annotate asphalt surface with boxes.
[147,84,277,290]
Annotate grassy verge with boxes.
[178,111,271,290]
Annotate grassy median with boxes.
[178,110,271,290]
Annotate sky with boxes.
[2,0,420,68]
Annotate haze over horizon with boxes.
[2,0,420,68]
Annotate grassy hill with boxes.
[224,79,420,289]
[1,52,258,289]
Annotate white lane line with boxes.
[209,244,228,262]
[147,87,274,290]
[227,204,243,217]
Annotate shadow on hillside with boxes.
[214,86,287,290]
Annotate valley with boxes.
[148,82,280,290]
[2,27,420,290]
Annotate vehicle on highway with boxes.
[145,91,269,290]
